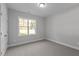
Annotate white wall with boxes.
[46,6,79,50]
[1,3,8,55]
[8,9,44,47]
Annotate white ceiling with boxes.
[7,3,79,18]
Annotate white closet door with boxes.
[1,3,8,56]
[0,3,1,56]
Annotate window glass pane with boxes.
[24,20,28,26]
[19,18,36,36]
[19,18,24,26]
[19,18,28,36]
[19,30,27,36]
[29,20,36,35]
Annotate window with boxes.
[29,20,36,35]
[19,18,36,36]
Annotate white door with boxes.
[0,3,1,55]
[1,3,8,56]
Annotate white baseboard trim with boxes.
[46,39,79,50]
[7,38,79,52]
[8,38,44,48]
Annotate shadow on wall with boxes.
[46,4,79,50]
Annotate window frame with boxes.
[18,17,36,36]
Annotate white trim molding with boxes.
[46,38,79,51]
[8,38,44,48]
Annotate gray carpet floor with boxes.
[5,40,79,56]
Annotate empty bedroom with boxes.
[1,3,79,56]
